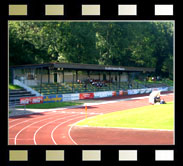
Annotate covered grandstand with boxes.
[10,62,155,95]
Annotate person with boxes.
[149,90,161,105]
[154,96,160,103]
[128,83,132,89]
[160,99,166,104]
[84,84,87,90]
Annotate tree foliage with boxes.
[9,21,174,79]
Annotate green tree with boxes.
[150,22,174,78]
[9,21,174,79]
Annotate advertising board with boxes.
[127,89,140,95]
[145,88,151,93]
[62,93,79,101]
[94,91,113,98]
[43,94,63,103]
[20,96,43,105]
[80,93,94,99]
[139,89,147,94]
[112,91,117,96]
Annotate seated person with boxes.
[154,96,161,103]
[149,90,161,105]
[160,99,166,104]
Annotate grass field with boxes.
[9,84,22,90]
[77,101,174,130]
[135,79,173,86]
[17,101,83,109]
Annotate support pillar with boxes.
[62,70,64,83]
[119,72,121,88]
[76,70,78,82]
[40,67,43,94]
[109,71,111,90]
[87,71,90,78]
[72,71,74,92]
[48,68,50,84]
[10,68,15,84]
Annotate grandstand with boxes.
[10,62,157,96]
[30,82,129,95]
[29,81,162,95]
[30,80,171,96]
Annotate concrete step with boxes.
[9,95,36,101]
[9,93,35,98]
[9,89,24,91]
[9,87,37,107]
[9,90,31,94]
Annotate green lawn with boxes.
[17,101,82,109]
[135,79,173,86]
[9,84,22,90]
[77,101,174,130]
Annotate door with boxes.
[54,73,57,83]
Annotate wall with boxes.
[14,70,129,85]
[14,79,42,96]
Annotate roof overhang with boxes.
[10,62,155,73]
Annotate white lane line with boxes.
[9,138,34,140]
[51,115,85,145]
[33,114,77,145]
[14,113,67,145]
[68,125,77,145]
[58,111,102,115]
[68,115,173,146]
[9,93,173,125]
[67,114,99,145]
[9,111,56,129]
[9,110,74,129]
[68,118,87,145]
[9,92,174,143]
[73,125,174,132]
[93,93,173,105]
[9,119,23,123]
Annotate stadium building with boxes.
[10,62,155,95]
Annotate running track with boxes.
[9,93,174,145]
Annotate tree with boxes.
[150,22,174,78]
[57,22,99,64]
[9,21,174,79]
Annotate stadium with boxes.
[8,21,174,145]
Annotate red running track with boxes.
[9,93,174,145]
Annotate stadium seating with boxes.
[30,79,168,96]
[31,83,73,95]
[31,82,129,95]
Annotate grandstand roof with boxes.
[10,62,155,72]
